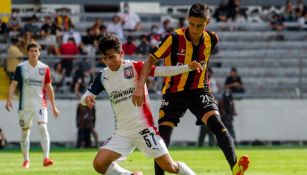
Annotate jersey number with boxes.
[143,133,157,148]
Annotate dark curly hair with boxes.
[98,33,122,56]
[188,3,210,21]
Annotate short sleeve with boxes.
[45,67,51,84]
[88,72,105,95]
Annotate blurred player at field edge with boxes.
[5,42,59,168]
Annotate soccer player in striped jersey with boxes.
[80,33,202,175]
[132,3,250,175]
[5,42,59,168]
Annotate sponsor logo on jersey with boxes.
[110,87,135,104]
[124,66,134,79]
[39,68,45,75]
[176,49,186,56]
[24,78,43,86]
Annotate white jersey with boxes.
[88,60,156,135]
[13,60,51,111]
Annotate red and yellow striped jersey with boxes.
[150,27,218,94]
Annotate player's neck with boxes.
[28,58,38,67]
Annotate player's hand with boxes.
[53,107,59,118]
[132,83,145,107]
[85,95,95,109]
[5,100,13,112]
[188,60,203,73]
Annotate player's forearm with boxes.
[45,84,56,108]
[154,64,191,77]
[7,82,17,101]
[137,56,157,87]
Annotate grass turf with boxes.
[0,146,307,175]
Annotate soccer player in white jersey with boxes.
[80,33,203,175]
[5,42,59,169]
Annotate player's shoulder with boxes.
[37,61,49,69]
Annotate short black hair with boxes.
[26,42,41,52]
[98,33,121,55]
[188,3,210,21]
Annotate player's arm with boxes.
[80,72,105,109]
[132,55,157,107]
[153,60,203,77]
[45,83,59,118]
[5,80,18,112]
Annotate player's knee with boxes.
[160,161,179,174]
[92,157,108,173]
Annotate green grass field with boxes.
[1,146,307,175]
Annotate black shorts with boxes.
[158,89,219,126]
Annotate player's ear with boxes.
[119,49,124,57]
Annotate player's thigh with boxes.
[94,148,122,165]
[158,95,187,126]
[189,93,219,125]
[35,108,48,124]
[101,134,135,159]
[135,127,169,158]
[19,110,34,129]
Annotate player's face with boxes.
[28,47,40,61]
[187,16,208,40]
[102,48,123,71]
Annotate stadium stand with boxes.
[1,1,307,100]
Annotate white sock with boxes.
[177,161,196,175]
[20,129,30,161]
[104,162,131,175]
[38,124,50,158]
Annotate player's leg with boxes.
[155,94,187,175]
[19,111,33,168]
[203,113,249,174]
[94,134,141,174]
[36,108,53,166]
[155,154,196,175]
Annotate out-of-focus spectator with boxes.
[62,25,81,45]
[283,0,295,22]
[6,38,24,80]
[19,31,36,55]
[213,0,228,22]
[224,67,245,94]
[82,28,95,45]
[148,24,161,48]
[21,15,40,37]
[298,11,307,30]
[91,18,106,37]
[136,34,151,55]
[227,0,241,21]
[7,10,22,32]
[54,10,73,32]
[247,9,263,23]
[40,16,59,35]
[73,67,93,98]
[270,12,285,31]
[0,128,8,149]
[177,17,186,28]
[107,15,124,41]
[157,18,172,37]
[51,62,65,91]
[118,2,141,31]
[59,37,79,76]
[208,67,221,99]
[219,89,237,141]
[76,103,96,148]
[0,19,9,34]
[122,35,136,55]
[296,0,307,15]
